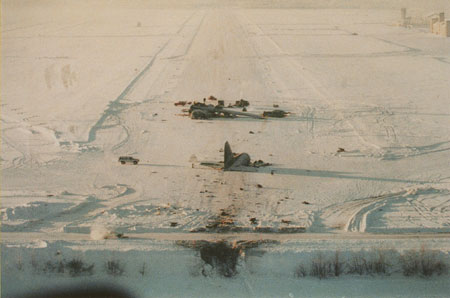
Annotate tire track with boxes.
[322,188,450,233]
[84,39,171,145]
[82,11,206,151]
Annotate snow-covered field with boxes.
[2,0,450,297]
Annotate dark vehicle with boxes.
[118,156,139,165]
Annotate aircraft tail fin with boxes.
[224,141,234,169]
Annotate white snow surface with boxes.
[2,0,450,297]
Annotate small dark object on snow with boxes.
[170,222,178,227]
[240,187,244,190]
[263,110,288,118]
[337,147,346,152]
[352,32,358,35]
[174,101,187,106]
[249,131,254,134]
[302,201,310,205]
[118,156,139,165]
[281,219,291,224]
[271,170,275,175]
[250,217,258,224]
[257,184,263,188]
[47,194,54,197]
[273,104,279,108]
[208,95,217,101]
[116,233,128,239]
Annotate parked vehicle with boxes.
[118,156,139,165]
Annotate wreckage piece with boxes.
[232,99,249,107]
[220,107,263,119]
[189,103,214,119]
[263,110,288,118]
[174,101,187,106]
[252,160,272,168]
[191,109,211,119]
[189,103,263,120]
[224,141,251,171]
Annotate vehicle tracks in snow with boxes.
[320,187,450,233]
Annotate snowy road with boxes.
[3,231,450,242]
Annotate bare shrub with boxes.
[400,247,448,277]
[419,247,447,277]
[297,251,358,278]
[139,263,147,277]
[347,251,368,275]
[400,250,419,276]
[15,254,24,271]
[310,252,333,279]
[347,249,391,275]
[367,249,390,275]
[37,258,94,276]
[433,261,448,276]
[43,260,64,274]
[105,260,125,276]
[294,248,446,279]
[294,264,307,278]
[31,253,40,273]
[333,251,344,277]
[66,258,94,276]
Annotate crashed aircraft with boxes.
[199,142,271,171]
[224,141,251,171]
[178,97,289,120]
[190,103,264,120]
[223,142,271,171]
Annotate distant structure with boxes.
[428,12,450,37]
[400,8,411,27]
